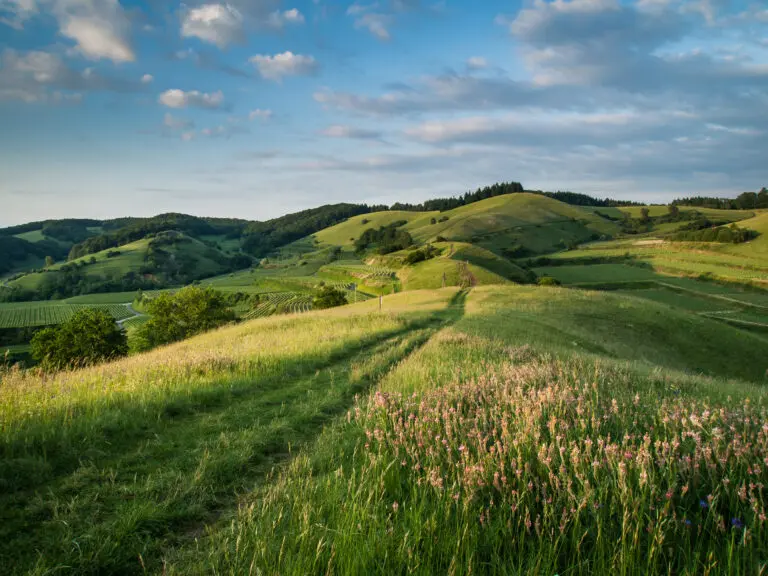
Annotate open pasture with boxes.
[533,263,659,284]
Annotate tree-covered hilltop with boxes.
[241,204,375,257]
[672,188,768,210]
[68,214,251,260]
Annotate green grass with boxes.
[63,292,141,304]
[2,287,768,574]
[616,288,738,313]
[0,290,459,574]
[157,286,768,575]
[533,263,661,284]
[398,256,509,291]
[313,211,434,248]
[312,194,620,259]
[13,230,46,243]
[9,235,233,292]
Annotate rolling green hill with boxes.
[4,232,240,300]
[314,193,620,258]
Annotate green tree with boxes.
[639,207,650,223]
[537,276,560,286]
[134,286,236,351]
[667,205,680,220]
[313,286,348,310]
[44,256,55,268]
[716,227,734,243]
[31,308,128,370]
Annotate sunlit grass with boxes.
[169,326,768,575]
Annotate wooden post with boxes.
[379,295,382,311]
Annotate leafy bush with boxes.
[671,223,757,243]
[313,286,348,309]
[403,245,440,265]
[354,221,413,255]
[133,287,236,351]
[31,308,128,370]
[537,276,560,286]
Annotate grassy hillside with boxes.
[404,193,619,249]
[313,210,434,248]
[5,233,237,299]
[2,285,768,574]
[314,194,620,258]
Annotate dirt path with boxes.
[116,302,146,326]
[1,294,469,574]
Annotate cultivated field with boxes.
[0,302,134,328]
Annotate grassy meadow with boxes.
[2,286,768,574]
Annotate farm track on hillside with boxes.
[0,292,468,575]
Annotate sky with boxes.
[0,0,767,226]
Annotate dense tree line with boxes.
[387,183,640,213]
[540,191,641,207]
[355,221,413,255]
[0,236,68,276]
[390,182,525,212]
[671,223,757,243]
[0,218,102,237]
[242,203,373,257]
[68,214,250,260]
[672,189,768,210]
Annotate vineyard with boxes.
[120,315,150,330]
[241,292,314,320]
[0,303,134,329]
[321,263,396,282]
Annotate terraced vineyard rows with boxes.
[121,315,149,330]
[0,303,134,329]
[241,292,314,320]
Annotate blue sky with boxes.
[0,0,767,226]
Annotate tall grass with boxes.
[169,332,768,575]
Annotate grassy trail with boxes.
[2,293,467,575]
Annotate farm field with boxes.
[2,286,768,575]
[615,288,736,313]
[532,263,661,284]
[0,302,134,328]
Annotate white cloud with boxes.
[54,0,135,63]
[158,88,225,109]
[163,113,194,131]
[353,12,391,40]
[321,124,383,139]
[249,51,317,81]
[0,48,141,102]
[346,4,392,40]
[0,0,38,29]
[141,73,153,84]
[200,123,249,138]
[267,7,305,28]
[466,56,488,70]
[249,108,273,120]
[181,3,244,48]
[180,2,303,47]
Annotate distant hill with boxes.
[3,182,765,302]
[314,193,619,259]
